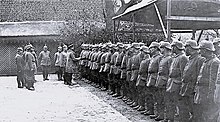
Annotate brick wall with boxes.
[0,0,104,22]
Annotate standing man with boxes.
[38,45,51,81]
[31,47,38,82]
[65,44,80,86]
[154,42,172,121]
[54,46,63,81]
[178,40,205,122]
[129,43,143,108]
[103,43,113,91]
[125,45,134,104]
[24,45,36,91]
[166,41,188,122]
[120,44,130,101]
[108,44,118,95]
[194,40,220,122]
[61,45,68,83]
[136,46,151,112]
[15,47,25,88]
[146,42,162,117]
[99,44,108,90]
[113,43,124,98]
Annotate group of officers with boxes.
[15,43,79,91]
[79,38,220,122]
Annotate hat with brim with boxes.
[213,38,220,44]
[131,43,140,49]
[171,41,185,50]
[117,42,124,48]
[25,44,33,50]
[68,44,74,49]
[185,39,199,49]
[140,46,150,54]
[160,41,172,50]
[17,47,23,51]
[149,42,160,49]
[199,40,215,52]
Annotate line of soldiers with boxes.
[79,38,220,122]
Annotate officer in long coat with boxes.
[65,44,80,86]
[178,40,205,122]
[154,42,172,121]
[146,42,162,117]
[194,40,220,122]
[24,45,36,91]
[38,45,51,81]
[15,47,25,88]
[166,41,188,122]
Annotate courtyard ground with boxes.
[0,75,133,122]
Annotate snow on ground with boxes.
[0,75,131,122]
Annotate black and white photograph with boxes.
[1,0,220,121]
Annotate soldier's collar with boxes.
[189,52,199,60]
[152,52,161,58]
[174,52,184,58]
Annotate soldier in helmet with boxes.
[146,42,163,118]
[194,40,220,122]
[135,45,151,112]
[95,44,104,88]
[154,41,173,121]
[124,45,134,104]
[90,45,98,86]
[166,41,188,122]
[99,44,108,90]
[120,44,130,101]
[85,44,92,82]
[129,43,144,108]
[79,44,86,79]
[103,43,113,91]
[177,40,205,122]
[112,43,125,98]
[108,44,118,95]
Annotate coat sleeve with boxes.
[209,61,220,100]
[27,54,33,70]
[54,53,57,64]
[121,56,127,69]
[180,56,189,79]
[38,52,42,63]
[70,52,79,62]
